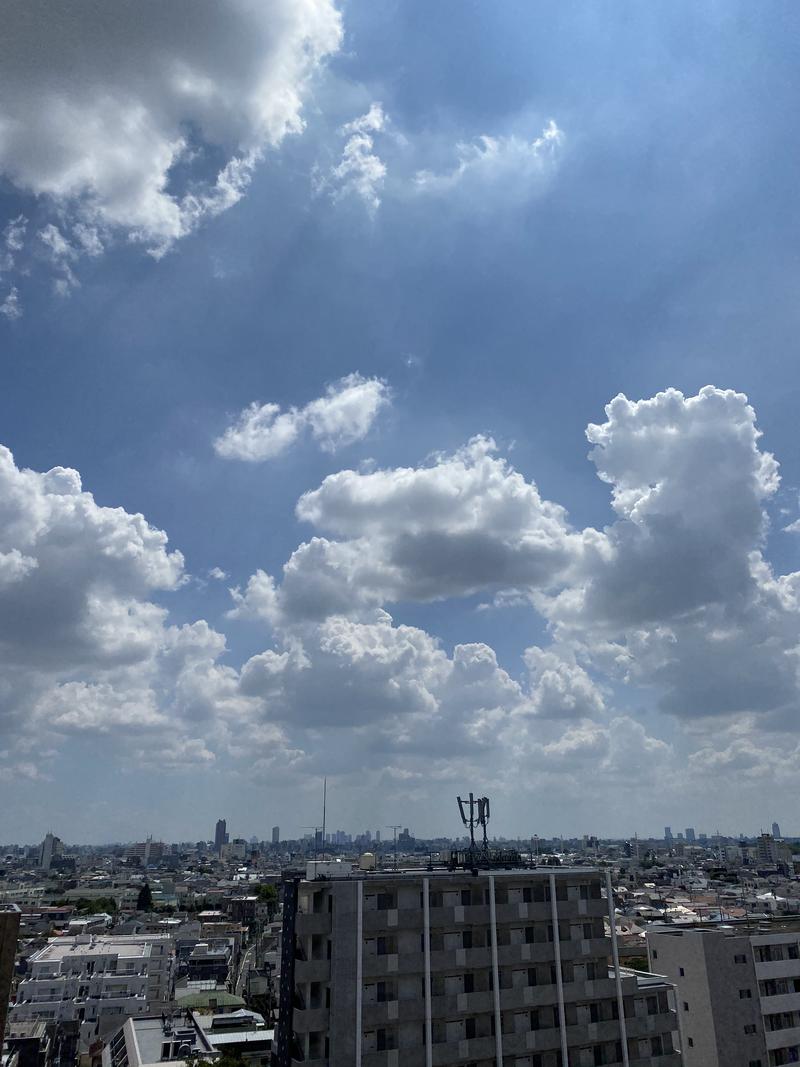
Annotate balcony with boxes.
[755,959,800,980]
[431,1034,496,1065]
[363,908,423,933]
[765,1024,800,1051]
[293,959,330,983]
[361,998,418,1027]
[429,946,491,973]
[760,991,800,1014]
[295,913,332,937]
[292,1006,329,1033]
[626,1011,678,1039]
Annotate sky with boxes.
[1,0,800,844]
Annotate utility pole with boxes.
[387,826,401,871]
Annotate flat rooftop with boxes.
[33,935,171,962]
[128,1015,213,1066]
[300,865,605,883]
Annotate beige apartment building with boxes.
[648,921,800,1067]
[276,862,681,1067]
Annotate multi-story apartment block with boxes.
[276,861,680,1067]
[10,935,174,1049]
[647,921,800,1067]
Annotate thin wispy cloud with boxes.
[316,102,388,214]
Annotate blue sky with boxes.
[2,0,800,844]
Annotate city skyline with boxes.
[3,3,800,839]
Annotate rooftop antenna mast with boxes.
[477,796,490,854]
[457,793,491,863]
[321,777,327,861]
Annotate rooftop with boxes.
[127,1014,214,1067]
[33,935,171,962]
[299,864,605,883]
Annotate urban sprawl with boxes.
[0,815,798,1067]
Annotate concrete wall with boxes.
[647,927,767,1067]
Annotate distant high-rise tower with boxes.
[664,826,673,843]
[214,818,227,854]
[271,825,280,844]
[773,821,782,839]
[38,832,62,871]
[685,827,696,843]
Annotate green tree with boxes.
[137,882,154,911]
[255,883,278,918]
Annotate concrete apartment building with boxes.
[0,903,21,1044]
[10,934,174,1049]
[647,921,800,1067]
[277,860,681,1067]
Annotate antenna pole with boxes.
[321,777,327,861]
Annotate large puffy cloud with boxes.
[0,445,270,776]
[232,436,603,622]
[229,385,800,813]
[234,608,624,787]
[214,373,389,462]
[0,0,342,254]
[540,387,800,725]
[10,384,800,826]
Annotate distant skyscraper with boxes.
[214,818,227,854]
[271,825,280,844]
[38,832,62,871]
[375,830,381,843]
[664,826,673,843]
[772,821,782,839]
[685,827,696,843]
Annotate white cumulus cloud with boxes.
[214,373,390,462]
[0,0,342,256]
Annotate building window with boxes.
[652,949,658,959]
[748,1060,762,1066]
[744,1025,757,1034]
[790,945,799,960]
[687,1038,694,1048]
[739,989,753,999]
[683,1002,689,1012]
[465,1018,476,1040]
[734,954,747,963]
[679,967,685,976]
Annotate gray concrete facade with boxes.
[646,926,767,1067]
[287,867,680,1067]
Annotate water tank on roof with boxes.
[359,852,376,871]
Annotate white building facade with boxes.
[10,935,174,1047]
